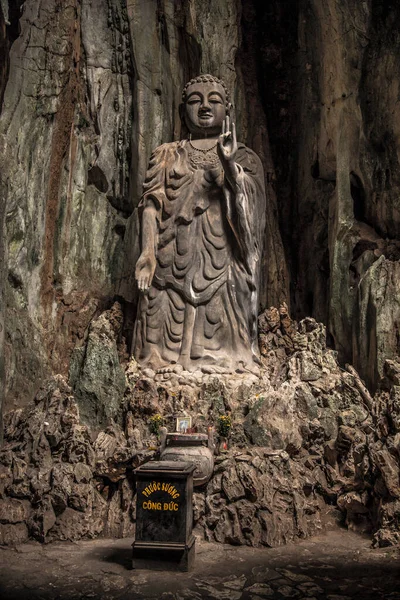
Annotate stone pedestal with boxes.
[132,461,196,571]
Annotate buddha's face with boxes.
[184,82,227,136]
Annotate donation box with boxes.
[132,461,196,571]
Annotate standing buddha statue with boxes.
[133,74,266,377]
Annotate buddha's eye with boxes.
[209,96,223,104]
[187,96,201,104]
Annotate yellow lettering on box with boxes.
[142,501,164,510]
[141,481,180,500]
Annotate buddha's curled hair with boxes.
[181,74,231,108]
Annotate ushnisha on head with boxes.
[181,74,232,138]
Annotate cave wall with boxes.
[1,0,400,414]
[0,0,288,412]
[295,0,400,389]
[0,2,8,440]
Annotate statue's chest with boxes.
[165,165,224,217]
[186,147,220,170]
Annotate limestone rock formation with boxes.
[1,0,400,551]
[1,0,399,407]
[70,302,127,430]
[0,373,148,544]
[295,0,400,389]
[0,0,288,414]
[1,305,399,548]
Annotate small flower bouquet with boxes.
[148,413,164,436]
[217,414,232,438]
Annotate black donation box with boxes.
[132,461,196,571]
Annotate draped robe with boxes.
[133,139,266,374]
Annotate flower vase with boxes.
[218,436,229,453]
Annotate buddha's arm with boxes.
[222,162,249,256]
[222,160,241,190]
[218,118,241,189]
[218,117,252,242]
[222,147,266,277]
[135,200,158,292]
[141,201,158,255]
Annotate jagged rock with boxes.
[221,464,246,502]
[70,303,127,430]
[74,463,92,484]
[1,307,400,549]
[0,523,29,545]
[0,376,139,544]
[47,493,107,542]
[373,528,400,548]
[181,312,398,546]
[234,499,257,534]
[369,446,400,499]
[193,493,206,524]
[102,478,135,538]
[128,378,160,417]
[388,386,400,432]
[0,498,30,524]
[225,505,245,545]
[383,360,400,388]
[236,462,261,502]
[68,483,92,513]
[196,448,323,547]
[337,491,370,532]
[93,422,134,483]
[372,499,400,547]
[299,351,323,382]
[243,393,303,452]
[205,494,227,530]
[206,473,223,496]
[213,510,233,544]
[29,499,57,542]
[259,307,281,334]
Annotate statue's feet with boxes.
[154,365,199,387]
[239,362,261,377]
[201,365,232,375]
[156,364,184,375]
[148,357,259,385]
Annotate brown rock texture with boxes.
[295,0,400,389]
[1,0,289,413]
[0,305,399,548]
[0,372,150,543]
[1,0,400,550]
[1,0,400,408]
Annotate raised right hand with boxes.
[217,115,238,164]
[135,252,156,292]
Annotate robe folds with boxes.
[133,139,266,374]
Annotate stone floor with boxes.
[0,529,399,600]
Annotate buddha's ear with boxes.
[179,103,189,139]
[226,102,233,116]
[179,103,186,125]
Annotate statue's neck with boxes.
[188,135,219,151]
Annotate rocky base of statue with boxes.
[1,304,400,548]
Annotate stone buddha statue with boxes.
[133,74,266,377]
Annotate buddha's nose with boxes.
[200,99,211,111]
